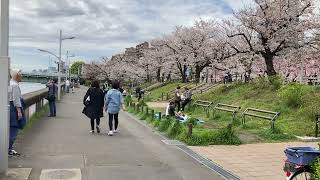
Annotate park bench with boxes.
[214,103,241,121]
[242,108,280,130]
[193,100,212,114]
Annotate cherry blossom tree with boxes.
[225,0,318,76]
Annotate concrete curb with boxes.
[124,111,241,180]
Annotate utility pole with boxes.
[58,30,62,100]
[0,0,10,174]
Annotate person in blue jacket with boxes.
[105,80,126,136]
[8,69,26,157]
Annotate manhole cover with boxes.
[47,170,76,179]
[40,169,81,180]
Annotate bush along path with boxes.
[124,96,241,146]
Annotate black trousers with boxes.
[175,100,181,112]
[109,113,119,131]
[181,99,191,111]
[90,118,100,131]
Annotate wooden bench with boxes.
[242,108,280,130]
[214,103,241,121]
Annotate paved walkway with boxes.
[191,142,318,180]
[3,87,223,180]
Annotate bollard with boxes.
[159,112,162,120]
[316,115,320,137]
[187,123,193,137]
[151,109,155,120]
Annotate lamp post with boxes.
[38,30,75,100]
[65,51,75,81]
[0,0,9,174]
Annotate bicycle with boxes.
[284,146,320,180]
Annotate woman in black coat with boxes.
[83,80,104,134]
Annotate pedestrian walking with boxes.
[181,87,192,111]
[83,80,105,134]
[105,80,126,136]
[66,79,70,93]
[174,86,181,112]
[46,79,58,117]
[8,69,26,157]
[71,80,75,93]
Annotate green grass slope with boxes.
[189,78,320,143]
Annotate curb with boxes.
[124,111,241,180]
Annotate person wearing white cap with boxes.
[8,69,26,157]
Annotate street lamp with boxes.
[0,0,10,174]
[65,51,75,81]
[38,30,75,100]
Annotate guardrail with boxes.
[315,115,320,137]
[242,108,280,130]
[22,83,65,121]
[214,103,241,122]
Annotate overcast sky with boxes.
[8,0,263,72]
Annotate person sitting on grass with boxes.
[165,101,176,117]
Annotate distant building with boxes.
[48,66,57,73]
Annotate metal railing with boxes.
[242,108,280,130]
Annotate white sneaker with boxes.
[113,129,119,133]
[108,131,114,136]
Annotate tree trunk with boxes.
[264,55,276,76]
[176,60,186,83]
[195,64,209,83]
[156,68,161,82]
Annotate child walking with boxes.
[105,80,126,136]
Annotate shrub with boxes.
[268,75,283,90]
[167,121,185,138]
[158,118,173,132]
[178,125,241,146]
[312,158,320,180]
[303,92,320,120]
[212,124,241,145]
[124,95,132,106]
[279,83,310,108]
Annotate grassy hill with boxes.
[131,78,320,145]
[188,78,320,143]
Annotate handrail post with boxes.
[187,123,193,137]
[151,109,154,120]
[316,115,320,137]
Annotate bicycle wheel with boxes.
[290,170,313,180]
